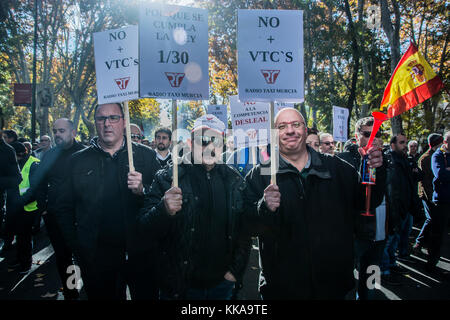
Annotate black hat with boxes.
[428,133,443,148]
[10,141,26,154]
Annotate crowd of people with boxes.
[0,103,449,300]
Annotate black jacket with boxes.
[243,147,385,299]
[385,150,423,222]
[36,141,85,214]
[0,139,22,214]
[138,158,251,299]
[55,137,160,266]
[337,143,388,240]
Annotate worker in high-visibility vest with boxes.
[8,141,41,274]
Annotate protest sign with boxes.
[332,105,349,142]
[229,95,270,148]
[139,3,209,101]
[207,104,228,127]
[93,25,139,104]
[237,9,304,102]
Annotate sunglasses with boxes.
[321,141,335,146]
[194,135,222,147]
[361,131,382,138]
[131,134,144,139]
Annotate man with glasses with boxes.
[243,108,385,299]
[338,116,389,298]
[139,114,251,300]
[154,127,172,168]
[130,124,144,144]
[36,135,52,159]
[319,132,335,155]
[56,103,161,300]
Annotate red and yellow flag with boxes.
[380,42,444,118]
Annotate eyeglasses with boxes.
[131,134,143,140]
[94,115,123,124]
[361,131,382,138]
[321,141,335,146]
[277,121,305,131]
[194,135,222,147]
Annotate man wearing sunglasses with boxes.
[319,132,335,155]
[243,109,385,300]
[139,114,251,300]
[130,124,144,144]
[337,116,391,298]
[56,102,161,300]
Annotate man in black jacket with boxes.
[380,133,422,280]
[338,116,389,299]
[56,103,161,300]
[36,118,85,299]
[139,114,251,300]
[243,108,385,300]
[0,131,22,255]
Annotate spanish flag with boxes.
[380,42,444,118]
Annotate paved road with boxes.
[0,219,448,300]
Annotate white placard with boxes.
[275,102,295,115]
[229,95,270,148]
[237,9,304,102]
[333,106,349,142]
[139,4,209,100]
[207,104,228,127]
[94,25,139,104]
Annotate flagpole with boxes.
[270,101,277,185]
[172,99,178,188]
[123,100,135,172]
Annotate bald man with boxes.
[36,118,85,299]
[243,108,385,299]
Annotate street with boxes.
[0,219,449,300]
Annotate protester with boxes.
[7,141,41,274]
[130,124,144,144]
[426,131,450,276]
[305,127,320,152]
[35,118,85,299]
[56,102,161,300]
[337,116,389,300]
[154,127,172,168]
[0,130,22,256]
[380,133,422,284]
[35,135,52,159]
[408,140,420,164]
[243,108,385,299]
[139,114,251,300]
[413,134,444,253]
[2,129,18,144]
[319,132,335,155]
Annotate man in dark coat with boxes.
[243,108,385,300]
[0,131,22,255]
[56,103,161,300]
[139,114,251,300]
[36,118,85,299]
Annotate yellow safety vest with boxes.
[19,156,40,212]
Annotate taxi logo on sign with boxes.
[165,72,185,88]
[115,77,130,90]
[261,70,280,84]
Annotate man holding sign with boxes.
[139,114,251,300]
[243,108,385,299]
[56,103,161,300]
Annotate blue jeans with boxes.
[185,279,235,300]
[415,199,433,248]
[380,233,399,274]
[398,214,413,257]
